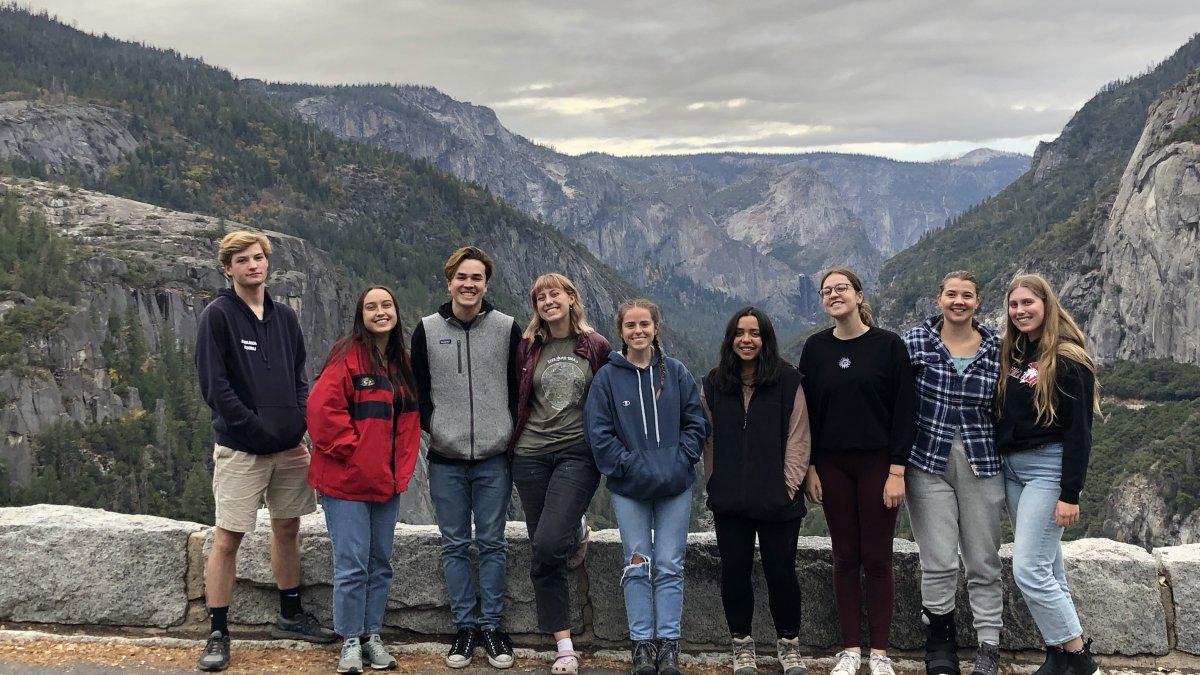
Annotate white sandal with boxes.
[552,649,580,674]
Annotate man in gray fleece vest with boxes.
[410,246,521,670]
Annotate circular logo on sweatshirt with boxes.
[838,357,851,369]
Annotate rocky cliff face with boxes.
[0,177,407,510]
[1103,468,1200,549]
[0,101,137,178]
[272,84,1025,322]
[1073,73,1200,362]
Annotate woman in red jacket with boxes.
[308,285,421,675]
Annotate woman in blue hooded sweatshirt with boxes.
[585,298,709,675]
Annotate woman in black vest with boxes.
[702,307,811,675]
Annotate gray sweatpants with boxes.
[906,435,1005,645]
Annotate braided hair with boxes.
[615,298,667,398]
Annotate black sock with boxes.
[208,606,229,636]
[279,586,303,620]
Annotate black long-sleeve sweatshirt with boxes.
[996,341,1095,504]
[195,288,308,455]
[798,326,917,465]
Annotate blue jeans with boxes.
[428,453,512,630]
[610,488,693,641]
[1003,443,1083,645]
[322,494,402,637]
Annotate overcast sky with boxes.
[22,1,1200,161]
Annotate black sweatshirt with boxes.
[995,341,1095,504]
[195,288,309,455]
[798,326,916,465]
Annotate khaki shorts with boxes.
[212,443,317,533]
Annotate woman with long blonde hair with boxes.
[510,273,611,674]
[996,274,1101,675]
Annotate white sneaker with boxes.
[868,653,896,675]
[830,650,862,675]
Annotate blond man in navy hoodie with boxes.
[195,231,335,672]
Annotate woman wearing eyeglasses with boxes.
[798,268,916,675]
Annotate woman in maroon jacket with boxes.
[511,273,610,674]
[308,285,421,674]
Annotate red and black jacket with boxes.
[307,342,421,502]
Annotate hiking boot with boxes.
[732,635,758,675]
[1032,646,1068,675]
[657,638,682,675]
[1063,639,1101,675]
[481,628,515,669]
[970,642,1000,675]
[198,631,230,672]
[777,636,807,675]
[922,608,960,675]
[830,650,862,675]
[271,611,338,643]
[631,639,658,675]
[338,637,363,674]
[362,634,397,670]
[445,626,478,669]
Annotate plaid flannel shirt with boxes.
[903,316,1001,477]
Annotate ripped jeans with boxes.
[610,489,693,641]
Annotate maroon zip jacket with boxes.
[307,342,421,502]
[509,329,612,456]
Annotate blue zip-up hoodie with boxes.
[584,350,709,500]
[195,288,309,455]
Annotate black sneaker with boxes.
[1063,639,1100,675]
[1033,645,1068,675]
[481,628,515,669]
[198,631,230,672]
[631,640,657,675]
[656,638,682,675]
[270,611,338,643]
[445,626,478,669]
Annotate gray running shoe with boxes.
[271,611,338,643]
[338,637,363,674]
[362,634,398,670]
[198,631,230,672]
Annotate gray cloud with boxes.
[22,0,1200,159]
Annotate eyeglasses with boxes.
[818,283,853,298]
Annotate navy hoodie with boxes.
[195,288,309,455]
[584,350,709,500]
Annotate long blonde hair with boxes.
[998,274,1101,424]
[522,273,595,341]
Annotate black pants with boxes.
[713,512,804,639]
[512,442,601,633]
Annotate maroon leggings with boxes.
[817,449,899,650]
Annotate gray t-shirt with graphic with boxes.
[515,338,592,456]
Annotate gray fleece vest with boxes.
[421,308,515,460]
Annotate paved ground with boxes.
[0,639,685,674]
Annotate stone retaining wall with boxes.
[2,505,1198,657]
